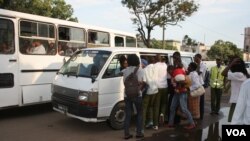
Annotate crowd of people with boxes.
[120,52,250,140]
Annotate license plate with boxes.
[58,104,68,114]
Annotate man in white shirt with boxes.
[194,53,207,120]
[26,40,46,54]
[154,54,168,129]
[231,78,250,124]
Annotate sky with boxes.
[65,0,250,48]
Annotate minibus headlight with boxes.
[78,95,88,101]
[78,91,89,101]
[78,90,98,107]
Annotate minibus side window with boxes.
[103,54,128,78]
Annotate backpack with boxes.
[124,67,140,98]
[203,70,210,88]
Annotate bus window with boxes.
[58,26,86,56]
[19,20,56,55]
[115,36,124,47]
[126,36,136,47]
[88,30,109,47]
[0,19,14,54]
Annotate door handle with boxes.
[9,59,17,62]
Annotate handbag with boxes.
[190,86,205,97]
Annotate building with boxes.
[166,40,181,51]
[181,42,210,60]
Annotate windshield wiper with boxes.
[78,74,91,78]
[63,72,77,77]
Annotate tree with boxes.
[183,35,198,46]
[207,40,242,61]
[121,0,198,48]
[182,35,198,52]
[0,0,78,22]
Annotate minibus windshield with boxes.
[58,50,111,78]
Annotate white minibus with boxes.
[51,47,194,129]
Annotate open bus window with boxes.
[87,30,110,47]
[126,36,136,47]
[58,26,86,56]
[0,19,15,54]
[115,36,124,47]
[19,20,56,55]
[19,38,53,55]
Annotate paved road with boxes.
[0,103,169,141]
[0,87,230,141]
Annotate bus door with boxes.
[0,18,19,108]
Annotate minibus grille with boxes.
[53,93,77,104]
[52,85,78,105]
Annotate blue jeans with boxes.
[168,93,194,125]
[124,97,143,136]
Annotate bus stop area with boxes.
[0,88,230,141]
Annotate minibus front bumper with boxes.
[51,85,98,119]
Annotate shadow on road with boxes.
[0,103,53,119]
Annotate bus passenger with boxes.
[47,42,56,55]
[0,42,13,54]
[26,40,46,54]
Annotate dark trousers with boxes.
[124,97,143,136]
[210,88,222,113]
[228,103,236,122]
[200,94,204,120]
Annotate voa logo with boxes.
[226,129,246,136]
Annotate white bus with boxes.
[0,8,137,109]
[51,47,195,129]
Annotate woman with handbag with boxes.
[187,62,204,120]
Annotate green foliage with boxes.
[183,35,197,46]
[207,40,242,61]
[151,39,177,50]
[121,0,199,48]
[0,0,78,22]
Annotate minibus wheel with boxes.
[108,102,125,130]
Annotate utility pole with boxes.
[162,1,166,49]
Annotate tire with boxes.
[108,102,125,130]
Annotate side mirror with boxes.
[63,57,66,64]
[91,65,99,76]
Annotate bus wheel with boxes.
[108,102,125,130]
